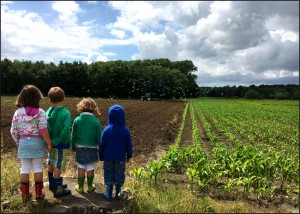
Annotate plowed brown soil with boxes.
[1,96,185,164]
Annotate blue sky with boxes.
[1,1,299,86]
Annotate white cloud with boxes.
[1,1,134,63]
[110,29,126,39]
[87,1,97,4]
[1,1,299,86]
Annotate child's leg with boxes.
[52,149,71,197]
[114,161,126,199]
[33,157,45,199]
[19,158,32,202]
[47,149,54,190]
[75,164,85,193]
[86,163,96,193]
[103,162,114,200]
[47,149,67,189]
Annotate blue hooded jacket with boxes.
[99,105,133,161]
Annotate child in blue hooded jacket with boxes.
[99,104,132,200]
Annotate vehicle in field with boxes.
[141,93,153,101]
[140,93,160,101]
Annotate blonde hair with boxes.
[77,97,101,116]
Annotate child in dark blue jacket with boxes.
[99,104,132,200]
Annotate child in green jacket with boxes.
[71,97,102,193]
[46,87,72,197]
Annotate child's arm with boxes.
[41,131,52,153]
[71,120,77,150]
[10,110,20,145]
[125,129,133,161]
[39,109,52,152]
[99,129,106,161]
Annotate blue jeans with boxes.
[103,161,125,186]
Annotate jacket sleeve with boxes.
[99,128,106,161]
[38,109,48,133]
[10,110,20,143]
[125,128,133,159]
[71,119,77,150]
[52,111,71,146]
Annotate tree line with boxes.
[199,84,299,100]
[1,58,199,99]
[1,58,298,100]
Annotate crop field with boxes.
[1,96,299,212]
[132,98,299,212]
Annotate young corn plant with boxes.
[186,167,197,192]
[147,160,165,185]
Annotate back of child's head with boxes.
[77,97,101,116]
[15,85,43,108]
[48,87,65,103]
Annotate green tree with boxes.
[244,89,260,99]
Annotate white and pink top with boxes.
[10,107,48,143]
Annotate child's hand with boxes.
[46,144,52,153]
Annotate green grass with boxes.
[125,179,257,213]
[1,157,20,202]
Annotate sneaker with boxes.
[87,184,95,193]
[75,184,84,194]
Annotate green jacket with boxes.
[71,112,102,150]
[46,106,71,146]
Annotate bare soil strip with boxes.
[194,111,214,153]
[201,111,233,149]
[179,104,193,147]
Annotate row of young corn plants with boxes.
[190,98,299,197]
[194,98,298,156]
[131,99,299,202]
[174,102,189,146]
[189,101,219,145]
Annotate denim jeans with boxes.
[103,161,125,186]
[75,147,98,165]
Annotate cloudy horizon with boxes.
[1,1,299,87]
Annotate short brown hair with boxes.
[77,97,101,116]
[15,85,43,108]
[48,87,65,103]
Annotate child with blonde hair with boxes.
[71,97,102,193]
[10,85,52,202]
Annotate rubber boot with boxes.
[20,182,32,202]
[48,172,67,191]
[53,178,71,198]
[87,176,95,193]
[103,184,113,201]
[75,176,85,194]
[35,181,45,200]
[115,184,122,200]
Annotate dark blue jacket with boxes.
[99,105,132,161]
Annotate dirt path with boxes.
[194,111,213,153]
[179,104,193,147]
[2,177,128,213]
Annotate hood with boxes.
[108,104,125,126]
[20,107,41,123]
[25,106,39,117]
[47,106,64,125]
